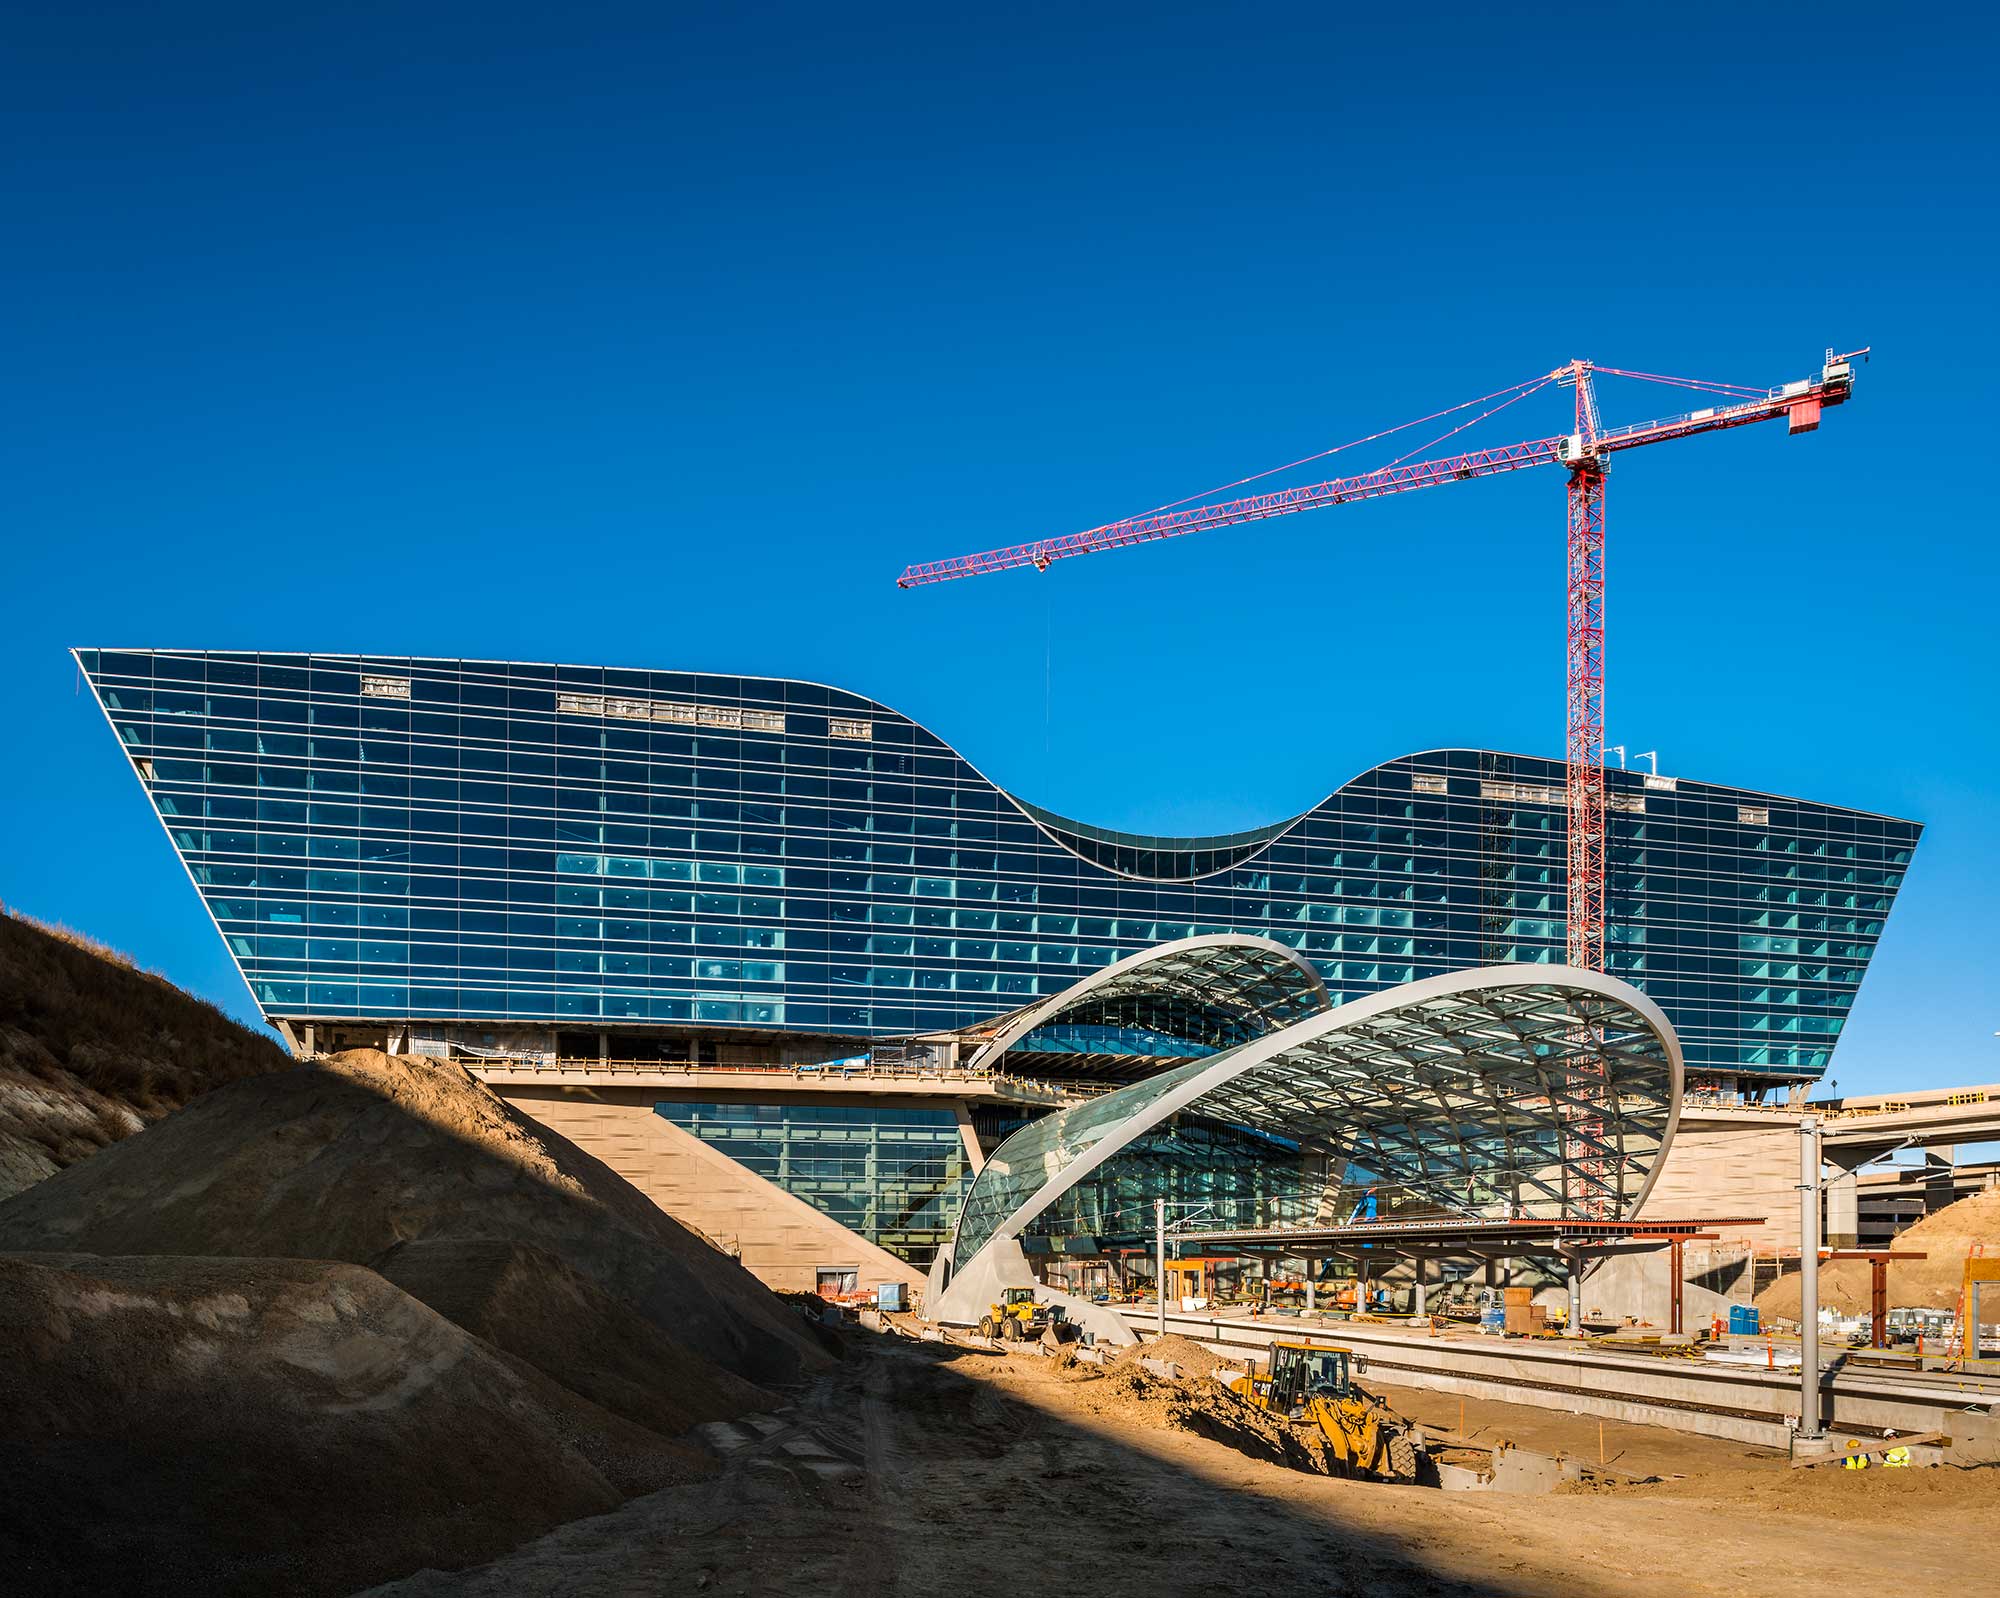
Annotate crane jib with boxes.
[893,359,1855,589]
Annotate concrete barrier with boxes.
[1435,1447,1580,1494]
[1140,1357,1182,1381]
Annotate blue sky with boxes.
[3,3,1994,1096]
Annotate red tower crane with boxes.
[897,348,1866,976]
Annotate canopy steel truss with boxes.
[945,967,1682,1277]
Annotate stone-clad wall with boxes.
[1640,1112,1800,1250]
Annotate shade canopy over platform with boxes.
[941,966,1684,1292]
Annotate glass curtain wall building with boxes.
[76,649,1919,1093]
[655,1102,972,1263]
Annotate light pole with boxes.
[1798,1115,1825,1445]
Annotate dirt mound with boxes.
[0,1049,828,1393]
[375,1239,773,1435]
[1115,1331,1229,1375]
[1758,1187,2000,1320]
[0,910,290,1198]
[1065,1357,1339,1474]
[0,1251,708,1597]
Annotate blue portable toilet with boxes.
[876,1282,906,1314]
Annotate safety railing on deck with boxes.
[1680,1086,2000,1120]
[451,1053,1104,1103]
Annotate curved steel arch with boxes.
[944,965,1682,1288]
[965,933,1331,1075]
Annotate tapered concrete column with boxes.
[952,1103,987,1173]
[1825,1168,1859,1249]
[1567,1255,1583,1335]
[1304,1260,1316,1311]
[1413,1255,1427,1317]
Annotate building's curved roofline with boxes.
[75,651,1923,843]
[946,964,1683,1277]
[963,933,1331,1074]
[1001,793,1321,882]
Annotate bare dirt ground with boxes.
[1367,1377,1790,1479]
[365,1330,2000,1598]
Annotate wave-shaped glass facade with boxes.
[76,649,1920,1088]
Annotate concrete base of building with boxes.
[498,1086,926,1298]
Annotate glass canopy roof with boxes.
[948,967,1681,1273]
[961,934,1331,1084]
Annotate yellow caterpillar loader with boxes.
[1237,1339,1424,1483]
[978,1286,1070,1341]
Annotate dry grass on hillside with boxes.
[0,908,290,1197]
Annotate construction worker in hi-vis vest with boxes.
[1882,1445,1912,1468]
[1842,1440,1869,1470]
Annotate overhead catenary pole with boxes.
[1798,1115,1825,1443]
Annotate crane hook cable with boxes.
[1591,366,1771,399]
[1105,371,1558,530]
[1365,375,1560,476]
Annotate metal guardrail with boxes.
[450,1054,1100,1103]
[467,1055,998,1081]
[1821,1089,2000,1120]
[1681,1088,2000,1121]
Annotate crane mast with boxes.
[1561,361,1608,972]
